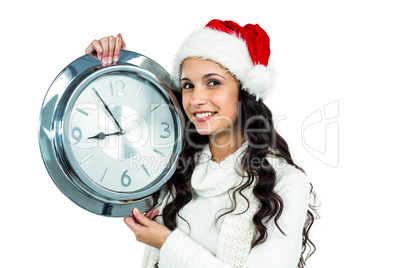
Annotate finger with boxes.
[92,40,104,60]
[85,40,103,60]
[84,43,94,55]
[124,216,143,232]
[132,208,152,227]
[119,33,126,50]
[144,208,155,219]
[114,34,123,62]
[144,208,159,220]
[150,209,159,220]
[100,37,109,65]
[107,36,115,64]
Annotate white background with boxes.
[1,0,401,267]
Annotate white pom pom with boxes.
[243,65,276,101]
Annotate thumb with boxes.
[133,208,152,226]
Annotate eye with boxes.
[181,82,194,90]
[207,79,220,86]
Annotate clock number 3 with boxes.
[121,170,131,187]
[160,122,171,139]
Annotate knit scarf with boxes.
[142,142,260,268]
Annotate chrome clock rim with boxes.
[38,51,183,217]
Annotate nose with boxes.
[190,87,207,107]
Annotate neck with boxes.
[208,131,245,163]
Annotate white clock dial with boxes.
[63,72,177,193]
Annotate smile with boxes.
[194,112,217,122]
[195,112,216,118]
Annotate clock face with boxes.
[39,51,183,216]
[63,70,179,198]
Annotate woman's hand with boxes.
[124,207,172,249]
[85,33,126,66]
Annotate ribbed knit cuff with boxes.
[159,229,228,268]
[159,229,196,267]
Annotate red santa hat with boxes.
[172,19,275,101]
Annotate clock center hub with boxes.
[102,106,149,160]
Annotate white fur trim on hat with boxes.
[172,28,275,101]
[243,64,276,101]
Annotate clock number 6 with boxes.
[121,170,131,187]
[160,122,171,139]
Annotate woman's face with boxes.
[180,58,240,140]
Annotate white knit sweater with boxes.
[141,142,310,268]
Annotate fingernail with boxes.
[114,55,119,62]
[133,208,140,215]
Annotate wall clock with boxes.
[39,50,183,217]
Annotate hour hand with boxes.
[88,131,122,140]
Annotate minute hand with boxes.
[92,87,125,134]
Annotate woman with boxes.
[86,20,317,268]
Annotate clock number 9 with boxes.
[160,122,171,139]
[121,170,131,187]
[72,127,82,145]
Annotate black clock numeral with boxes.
[72,127,82,145]
[160,122,171,139]
[121,170,131,187]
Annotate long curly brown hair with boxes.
[152,88,318,267]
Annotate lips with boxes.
[193,111,217,122]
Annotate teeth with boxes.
[195,112,215,118]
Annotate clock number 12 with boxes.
[110,80,126,96]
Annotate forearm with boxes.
[159,229,232,268]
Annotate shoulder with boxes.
[266,155,311,201]
[265,156,311,235]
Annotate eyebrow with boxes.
[181,73,227,81]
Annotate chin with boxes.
[195,127,214,136]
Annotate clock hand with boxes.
[91,87,125,134]
[88,131,122,140]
